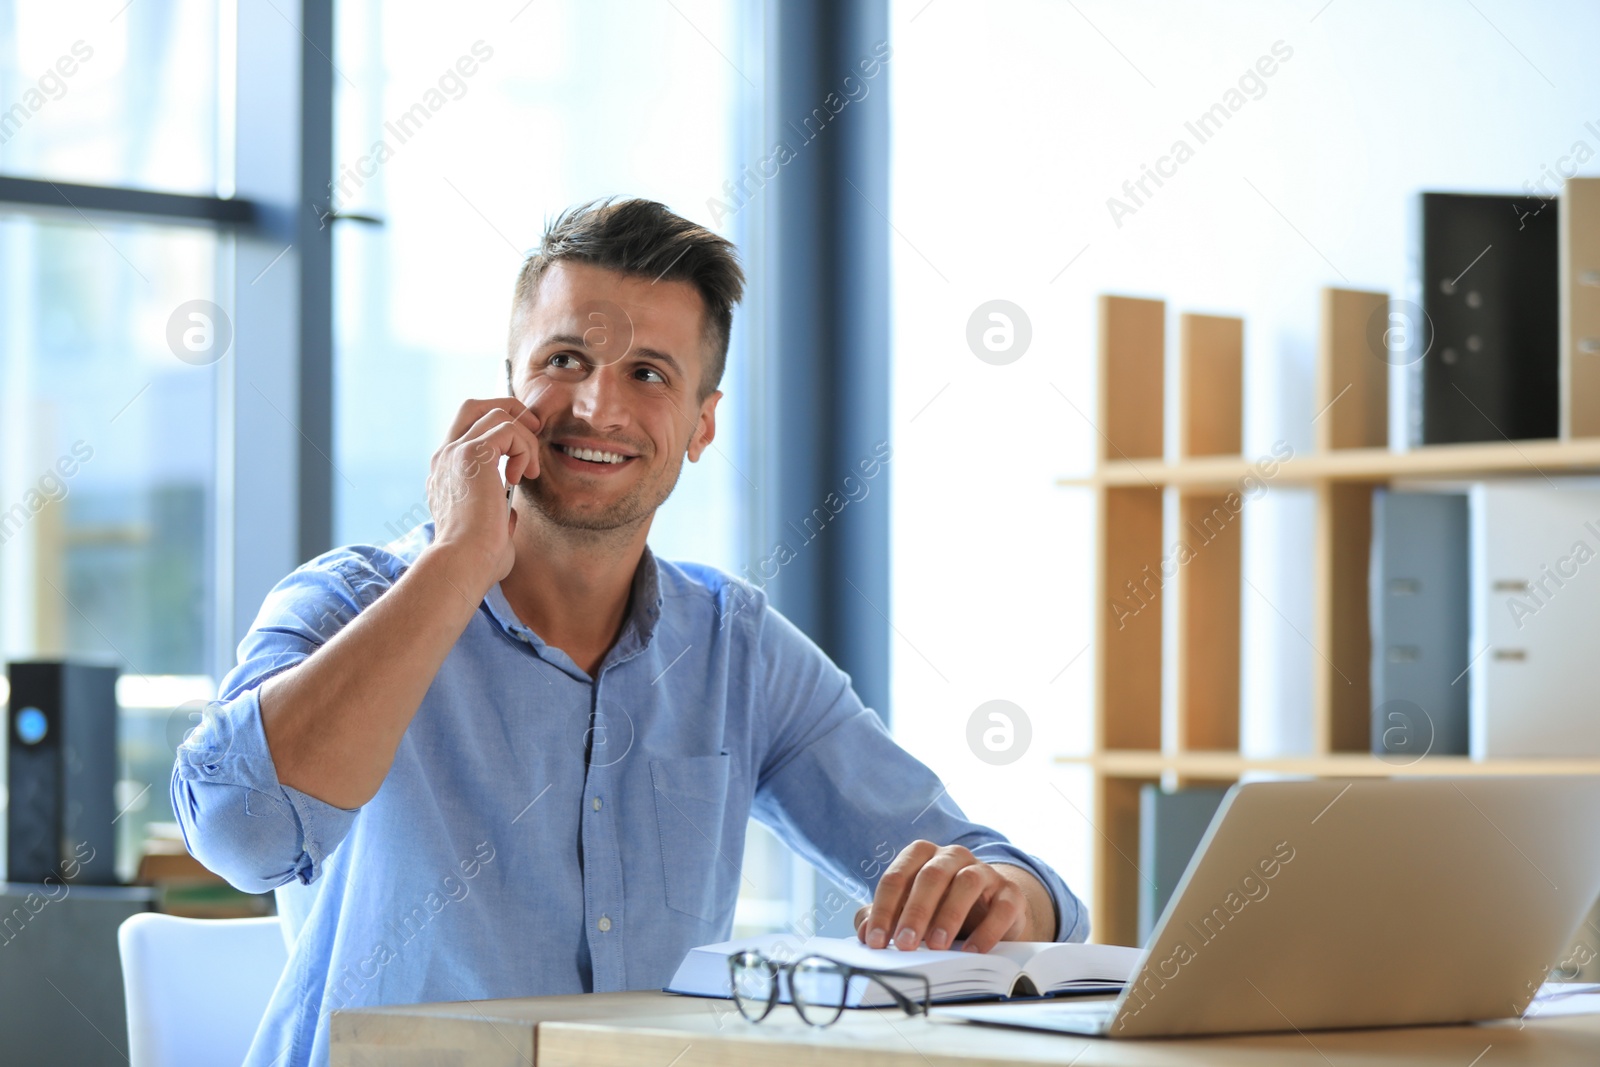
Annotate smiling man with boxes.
[172,198,1086,1067]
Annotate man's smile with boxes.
[549,437,641,471]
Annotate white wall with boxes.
[887,0,1600,928]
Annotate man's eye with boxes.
[636,366,666,384]
[547,352,585,372]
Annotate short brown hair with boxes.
[509,198,745,398]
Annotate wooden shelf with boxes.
[1056,750,1600,779]
[1072,283,1600,949]
[1059,437,1600,489]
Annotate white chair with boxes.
[118,913,289,1067]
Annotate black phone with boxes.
[504,359,515,509]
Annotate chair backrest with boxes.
[118,913,289,1067]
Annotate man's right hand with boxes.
[426,398,542,591]
[259,396,541,810]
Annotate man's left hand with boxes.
[853,840,1057,953]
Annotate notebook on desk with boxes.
[937,777,1600,1039]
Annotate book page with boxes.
[1020,942,1142,994]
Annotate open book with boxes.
[666,933,1140,1007]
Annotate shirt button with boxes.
[597,915,612,932]
[591,796,602,811]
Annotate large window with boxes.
[1,0,830,935]
[0,0,227,880]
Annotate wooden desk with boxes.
[333,991,1600,1066]
[330,991,704,1066]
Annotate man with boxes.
[173,198,1086,1066]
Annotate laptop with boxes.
[937,776,1600,1038]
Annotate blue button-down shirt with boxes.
[172,523,1086,1066]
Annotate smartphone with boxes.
[503,358,515,512]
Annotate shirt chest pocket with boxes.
[650,754,736,923]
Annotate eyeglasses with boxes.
[727,949,933,1028]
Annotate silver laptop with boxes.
[939,776,1600,1038]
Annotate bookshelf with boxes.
[1059,289,1600,948]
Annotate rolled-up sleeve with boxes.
[747,602,1089,943]
[171,550,394,894]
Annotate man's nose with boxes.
[571,365,627,428]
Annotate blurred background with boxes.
[3,0,1600,1059]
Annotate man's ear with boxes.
[686,390,721,462]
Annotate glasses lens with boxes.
[731,952,775,1021]
[791,956,849,1027]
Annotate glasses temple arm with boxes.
[857,969,933,1016]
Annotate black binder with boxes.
[1410,192,1559,444]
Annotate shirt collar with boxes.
[481,545,665,671]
